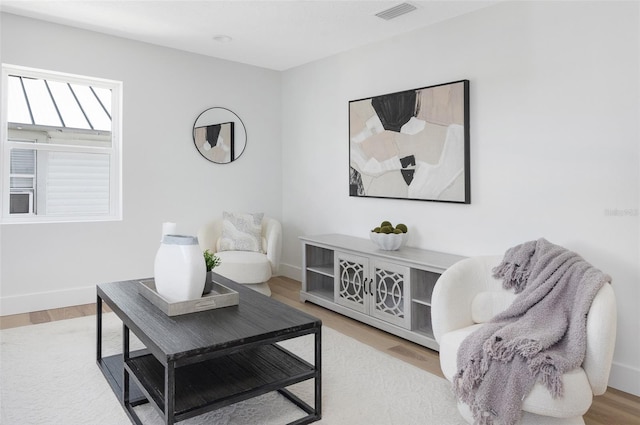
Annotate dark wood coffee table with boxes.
[96,274,322,425]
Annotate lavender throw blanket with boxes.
[453,238,610,425]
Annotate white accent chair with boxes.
[197,217,282,296]
[432,256,617,425]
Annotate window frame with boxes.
[1,64,123,224]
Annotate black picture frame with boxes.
[349,80,470,204]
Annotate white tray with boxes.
[138,278,239,316]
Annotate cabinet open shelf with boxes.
[412,327,435,340]
[307,265,334,277]
[305,270,334,302]
[304,244,335,304]
[305,287,334,302]
[411,268,439,306]
[411,298,431,307]
[411,302,434,339]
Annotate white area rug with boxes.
[1,313,467,424]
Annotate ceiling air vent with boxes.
[375,2,417,21]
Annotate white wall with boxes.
[281,1,639,395]
[0,14,282,314]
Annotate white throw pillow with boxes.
[218,211,264,253]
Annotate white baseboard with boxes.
[279,262,302,282]
[609,361,640,396]
[0,286,96,316]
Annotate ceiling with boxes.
[0,1,498,71]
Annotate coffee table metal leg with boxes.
[165,362,176,425]
[96,295,102,363]
[315,328,322,419]
[122,324,144,425]
[276,327,322,425]
[123,324,130,406]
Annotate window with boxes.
[1,65,122,223]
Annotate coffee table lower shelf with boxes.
[97,349,148,405]
[121,344,318,424]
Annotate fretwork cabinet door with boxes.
[370,260,411,329]
[334,252,368,314]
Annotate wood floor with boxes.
[1,276,638,425]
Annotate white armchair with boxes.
[197,216,282,296]
[432,256,617,425]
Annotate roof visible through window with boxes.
[7,75,112,132]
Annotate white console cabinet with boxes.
[300,234,465,351]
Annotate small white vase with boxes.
[154,234,206,302]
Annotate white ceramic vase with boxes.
[154,234,206,302]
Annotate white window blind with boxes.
[10,148,35,175]
[10,148,36,189]
[9,148,36,214]
[44,151,110,215]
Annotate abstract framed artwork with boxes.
[194,121,235,163]
[349,80,470,203]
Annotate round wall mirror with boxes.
[193,107,247,164]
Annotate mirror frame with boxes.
[192,107,247,164]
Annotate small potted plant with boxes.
[203,249,221,295]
